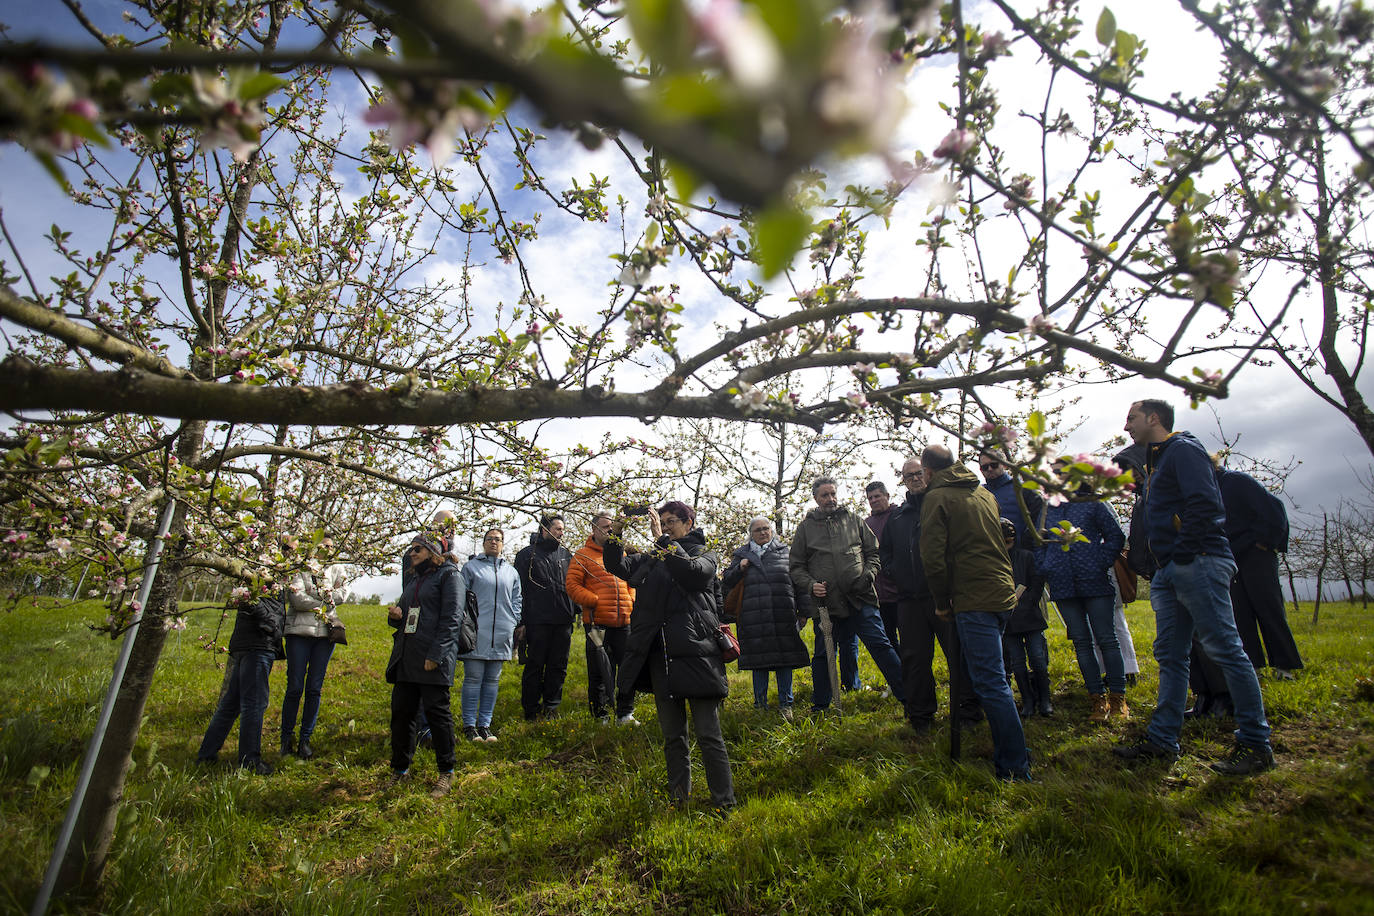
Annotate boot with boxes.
[1014,670,1036,718]
[280,732,295,757]
[1033,671,1054,716]
[297,737,314,760]
[1108,692,1130,722]
[1090,693,1110,723]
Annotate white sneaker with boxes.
[616,714,640,726]
[879,688,892,699]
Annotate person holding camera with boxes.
[603,502,735,812]
[385,534,463,798]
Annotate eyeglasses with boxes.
[483,535,503,542]
[901,470,922,480]
[751,526,771,534]
[979,462,1001,472]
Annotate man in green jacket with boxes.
[919,445,1032,781]
[789,476,905,712]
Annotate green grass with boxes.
[1,598,1372,914]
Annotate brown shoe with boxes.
[430,773,453,799]
[1090,694,1110,723]
[1108,693,1131,721]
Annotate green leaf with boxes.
[1027,410,1046,438]
[238,71,287,101]
[754,205,811,279]
[1115,30,1138,63]
[391,18,434,60]
[26,764,50,787]
[666,161,699,204]
[1096,8,1117,46]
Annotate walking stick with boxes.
[816,590,841,713]
[949,615,962,761]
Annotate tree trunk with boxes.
[1282,552,1301,618]
[1313,513,1329,626]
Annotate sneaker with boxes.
[384,769,410,789]
[907,718,934,737]
[879,688,892,699]
[240,757,274,776]
[430,773,453,799]
[464,725,481,742]
[780,706,795,722]
[597,714,612,725]
[1112,738,1179,764]
[1210,742,1275,776]
[616,714,640,726]
[1273,668,1297,681]
[477,726,498,743]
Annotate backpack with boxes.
[458,585,479,655]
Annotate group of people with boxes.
[196,396,1300,802]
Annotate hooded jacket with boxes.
[565,536,635,627]
[1215,468,1289,556]
[603,528,728,700]
[228,590,287,655]
[513,535,576,626]
[1007,544,1047,634]
[788,506,880,618]
[919,463,1016,614]
[460,554,523,660]
[284,566,348,639]
[1143,430,1232,567]
[721,538,810,671]
[1037,498,1126,599]
[876,490,933,601]
[386,559,463,686]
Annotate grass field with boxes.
[1,597,1371,915]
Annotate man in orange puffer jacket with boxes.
[566,511,638,723]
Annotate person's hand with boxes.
[514,625,526,644]
[812,581,827,598]
[935,606,953,621]
[648,512,663,539]
[423,659,438,671]
[388,605,403,620]
[740,558,750,569]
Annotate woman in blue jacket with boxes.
[1039,478,1128,723]
[460,529,523,743]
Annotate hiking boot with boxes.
[907,717,933,737]
[1089,694,1110,724]
[780,706,795,722]
[1112,738,1179,764]
[1033,670,1054,716]
[296,737,314,760]
[477,726,498,743]
[430,773,453,799]
[384,769,410,789]
[616,714,640,726]
[1210,742,1275,776]
[280,733,295,756]
[1108,693,1131,722]
[1014,671,1036,718]
[464,725,481,742]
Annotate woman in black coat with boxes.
[385,534,464,798]
[721,517,810,718]
[604,500,735,811]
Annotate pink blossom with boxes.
[933,129,975,160]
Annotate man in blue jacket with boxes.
[1214,460,1303,677]
[1114,399,1274,775]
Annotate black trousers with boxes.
[897,595,980,724]
[877,600,901,654]
[390,681,456,773]
[522,622,574,717]
[1231,548,1303,670]
[586,624,633,718]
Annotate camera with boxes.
[621,504,651,516]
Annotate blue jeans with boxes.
[282,636,335,742]
[197,650,274,764]
[1147,556,1271,752]
[812,604,904,709]
[1003,629,1049,677]
[461,658,504,728]
[1058,594,1125,693]
[955,611,1030,778]
[752,668,795,707]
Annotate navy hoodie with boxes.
[1143,431,1232,567]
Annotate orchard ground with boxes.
[1,597,1371,915]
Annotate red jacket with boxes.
[565,537,634,627]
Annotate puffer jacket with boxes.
[514,535,577,625]
[721,539,810,671]
[284,567,346,638]
[1144,430,1232,567]
[460,554,523,661]
[565,537,634,627]
[788,506,880,618]
[228,589,287,655]
[920,463,1016,614]
[1037,498,1125,599]
[604,528,728,700]
[386,559,463,686]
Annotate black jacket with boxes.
[877,491,933,601]
[386,559,464,686]
[604,528,728,700]
[1216,468,1289,556]
[514,536,577,625]
[228,590,286,656]
[1006,545,1047,635]
[1114,442,1156,578]
[721,539,810,671]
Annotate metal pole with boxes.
[32,499,177,916]
[70,563,90,601]
[949,622,962,761]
